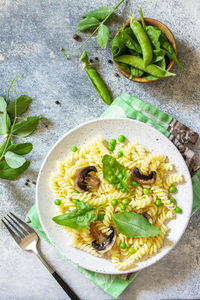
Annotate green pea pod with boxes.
[116,30,142,53]
[80,51,112,105]
[116,55,176,78]
[139,8,146,31]
[159,33,183,69]
[115,62,131,74]
[130,16,152,67]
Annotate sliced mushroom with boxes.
[90,223,116,254]
[132,167,157,184]
[140,213,153,224]
[73,166,100,192]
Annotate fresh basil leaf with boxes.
[83,6,111,21]
[0,138,11,157]
[157,57,166,70]
[96,24,110,49]
[7,95,32,115]
[146,25,162,49]
[52,201,96,229]
[102,154,131,193]
[6,143,33,155]
[110,36,127,59]
[77,17,100,31]
[152,49,166,63]
[0,96,7,113]
[159,33,183,69]
[12,116,40,137]
[0,160,30,180]
[5,151,26,169]
[112,212,161,237]
[129,66,144,78]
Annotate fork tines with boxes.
[2,212,34,244]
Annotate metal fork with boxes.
[2,212,80,300]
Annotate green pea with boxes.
[169,197,175,203]
[111,199,118,206]
[120,203,126,211]
[73,191,79,194]
[143,187,149,195]
[155,199,162,206]
[54,199,61,205]
[110,139,116,146]
[169,185,177,193]
[121,188,126,193]
[119,242,126,249]
[118,151,123,157]
[71,146,78,152]
[118,135,125,142]
[97,213,104,221]
[128,247,136,254]
[131,181,138,188]
[73,199,80,205]
[122,198,129,205]
[176,206,182,213]
[108,144,115,151]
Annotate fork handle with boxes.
[37,254,80,300]
[52,272,80,300]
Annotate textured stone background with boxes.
[0,0,200,299]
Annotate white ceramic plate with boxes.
[36,118,193,274]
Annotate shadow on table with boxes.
[139,40,200,108]
[122,209,200,299]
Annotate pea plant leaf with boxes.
[52,201,97,230]
[6,143,33,155]
[112,212,161,237]
[0,113,10,135]
[96,24,110,49]
[83,6,112,21]
[7,95,32,115]
[12,116,41,137]
[5,151,26,169]
[0,96,7,113]
[77,17,100,31]
[0,160,30,180]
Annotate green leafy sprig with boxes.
[0,75,41,180]
[64,0,125,56]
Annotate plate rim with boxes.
[36,118,193,274]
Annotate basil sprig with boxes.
[102,154,131,193]
[112,212,161,237]
[0,75,41,180]
[52,202,97,230]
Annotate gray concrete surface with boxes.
[0,0,200,299]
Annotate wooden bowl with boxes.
[114,18,177,83]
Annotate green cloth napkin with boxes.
[26,93,200,299]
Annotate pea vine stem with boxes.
[67,0,126,55]
[0,80,18,161]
